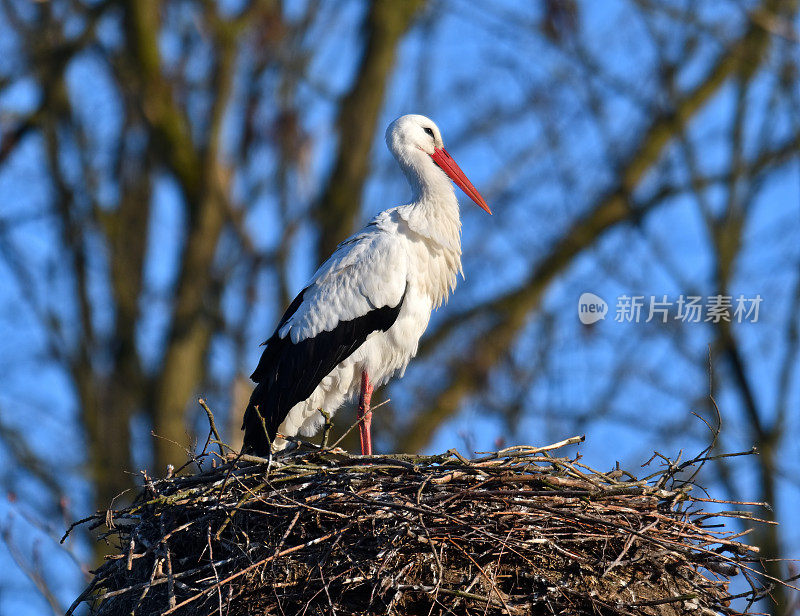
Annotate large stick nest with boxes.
[66,435,773,615]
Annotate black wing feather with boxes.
[242,287,406,455]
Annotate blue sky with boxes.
[0,0,798,613]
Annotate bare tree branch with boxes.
[314,0,425,262]
[400,0,790,453]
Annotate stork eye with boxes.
[423,127,435,138]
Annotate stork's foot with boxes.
[357,371,374,455]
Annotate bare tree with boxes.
[0,0,798,613]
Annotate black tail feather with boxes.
[241,383,274,456]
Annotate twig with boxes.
[327,399,391,451]
[161,525,353,614]
[318,408,332,447]
[199,398,225,458]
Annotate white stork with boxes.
[242,114,491,456]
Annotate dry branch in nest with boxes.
[64,432,778,615]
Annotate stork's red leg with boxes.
[357,371,374,455]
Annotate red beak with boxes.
[430,147,492,214]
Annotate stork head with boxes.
[385,114,492,214]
